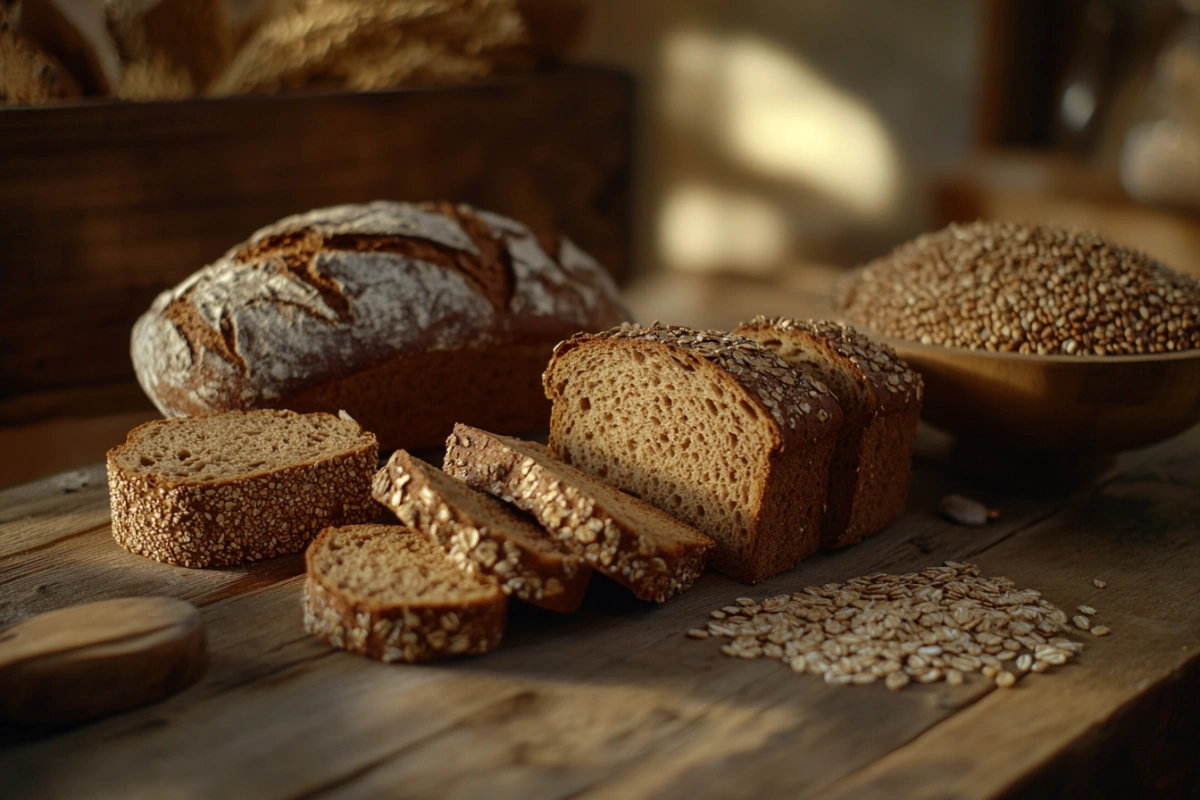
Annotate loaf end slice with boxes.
[107,410,379,568]
[372,451,591,613]
[737,317,922,547]
[443,424,714,602]
[304,524,506,663]
[543,323,843,583]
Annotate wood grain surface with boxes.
[0,422,1196,799]
[0,596,206,726]
[0,65,633,427]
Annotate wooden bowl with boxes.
[859,332,1200,485]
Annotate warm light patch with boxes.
[659,184,789,274]
[663,29,900,219]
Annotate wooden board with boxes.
[0,64,633,427]
[0,421,1196,798]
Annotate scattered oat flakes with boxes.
[1073,615,1091,631]
[1078,605,1096,615]
[995,670,1017,688]
[1093,578,1107,589]
[691,561,1089,691]
[1092,625,1111,637]
[687,629,710,639]
[939,495,1000,526]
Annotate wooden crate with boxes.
[0,64,634,426]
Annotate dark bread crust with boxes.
[132,200,630,450]
[543,324,843,584]
[736,318,923,548]
[262,344,556,451]
[444,425,713,602]
[372,450,591,613]
[304,525,507,663]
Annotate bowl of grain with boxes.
[834,220,1200,480]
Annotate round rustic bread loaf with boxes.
[131,200,630,449]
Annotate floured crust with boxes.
[372,450,591,613]
[303,525,507,663]
[131,200,629,447]
[106,411,379,568]
[443,424,714,602]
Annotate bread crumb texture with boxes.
[444,424,714,602]
[543,323,842,583]
[107,410,378,568]
[304,524,507,663]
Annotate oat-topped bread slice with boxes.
[444,424,714,602]
[131,200,630,450]
[107,410,378,568]
[736,317,923,548]
[543,323,844,583]
[304,524,506,663]
[373,450,591,613]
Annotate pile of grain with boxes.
[835,220,1200,356]
[689,562,1108,690]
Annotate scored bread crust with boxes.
[131,200,630,450]
[543,323,844,583]
[443,424,714,603]
[372,450,592,613]
[106,410,379,568]
[303,524,507,663]
[736,317,923,548]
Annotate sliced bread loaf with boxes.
[736,317,923,548]
[443,424,714,602]
[107,410,379,568]
[372,450,591,613]
[304,524,506,662]
[542,323,843,583]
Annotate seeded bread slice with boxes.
[443,424,714,602]
[736,317,923,548]
[543,323,844,583]
[372,450,591,613]
[304,524,506,663]
[107,410,379,568]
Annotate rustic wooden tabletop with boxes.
[0,415,1197,799]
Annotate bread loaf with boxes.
[372,450,591,613]
[443,424,714,602]
[543,323,843,583]
[107,409,379,567]
[736,317,922,548]
[131,200,629,451]
[304,523,507,663]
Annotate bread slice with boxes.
[107,410,379,568]
[372,450,591,613]
[304,524,506,663]
[542,323,843,584]
[736,317,923,548]
[443,424,714,602]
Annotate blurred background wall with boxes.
[579,0,1200,280]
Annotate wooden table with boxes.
[0,416,1197,799]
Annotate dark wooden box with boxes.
[0,64,633,427]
